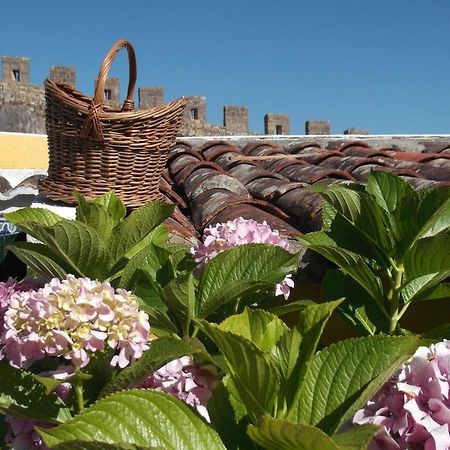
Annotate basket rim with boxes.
[45,78,187,121]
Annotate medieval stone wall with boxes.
[0,55,367,136]
[0,82,45,133]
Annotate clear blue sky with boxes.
[2,0,450,135]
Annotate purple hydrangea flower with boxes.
[353,340,450,450]
[141,356,218,421]
[192,217,295,299]
[0,275,151,369]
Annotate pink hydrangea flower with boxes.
[141,356,217,421]
[353,340,450,450]
[0,277,41,321]
[192,217,295,299]
[0,275,151,369]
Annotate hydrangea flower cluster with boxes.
[0,275,151,369]
[141,356,217,421]
[353,340,450,450]
[192,217,295,299]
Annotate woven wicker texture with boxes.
[39,39,186,208]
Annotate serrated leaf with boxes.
[0,362,71,423]
[267,300,314,317]
[332,424,380,450]
[322,270,387,335]
[110,225,170,282]
[282,301,342,415]
[39,390,226,450]
[404,234,450,279]
[416,188,450,239]
[91,191,126,226]
[401,272,450,303]
[40,221,108,278]
[289,335,419,433]
[393,187,450,257]
[197,244,299,319]
[300,232,384,306]
[218,308,288,352]
[272,328,302,383]
[319,185,393,259]
[4,207,63,230]
[99,337,200,397]
[74,192,116,241]
[414,281,450,302]
[208,382,258,450]
[49,442,159,450]
[248,416,340,450]
[199,321,280,421]
[7,241,69,281]
[366,170,413,213]
[111,202,174,262]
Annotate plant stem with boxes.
[387,260,404,335]
[73,368,85,412]
[191,325,199,338]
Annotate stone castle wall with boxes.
[0,55,369,136]
[0,81,45,133]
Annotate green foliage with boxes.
[248,416,341,450]
[0,362,71,423]
[196,244,299,320]
[248,416,377,450]
[4,192,175,286]
[38,390,226,450]
[288,335,419,433]
[198,305,417,449]
[2,188,429,449]
[301,171,450,335]
[127,243,299,339]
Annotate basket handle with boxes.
[94,39,137,111]
[80,39,137,141]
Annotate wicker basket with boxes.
[39,39,186,208]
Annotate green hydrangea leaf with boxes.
[218,308,288,352]
[0,362,71,423]
[199,321,280,421]
[197,244,298,319]
[248,416,339,450]
[332,424,380,450]
[111,202,174,262]
[39,390,226,450]
[6,241,69,281]
[289,335,419,433]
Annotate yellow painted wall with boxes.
[0,132,48,169]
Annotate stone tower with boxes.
[305,120,331,135]
[95,77,120,107]
[2,56,30,84]
[49,66,76,87]
[138,86,164,109]
[224,106,248,134]
[183,96,207,122]
[264,114,289,135]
